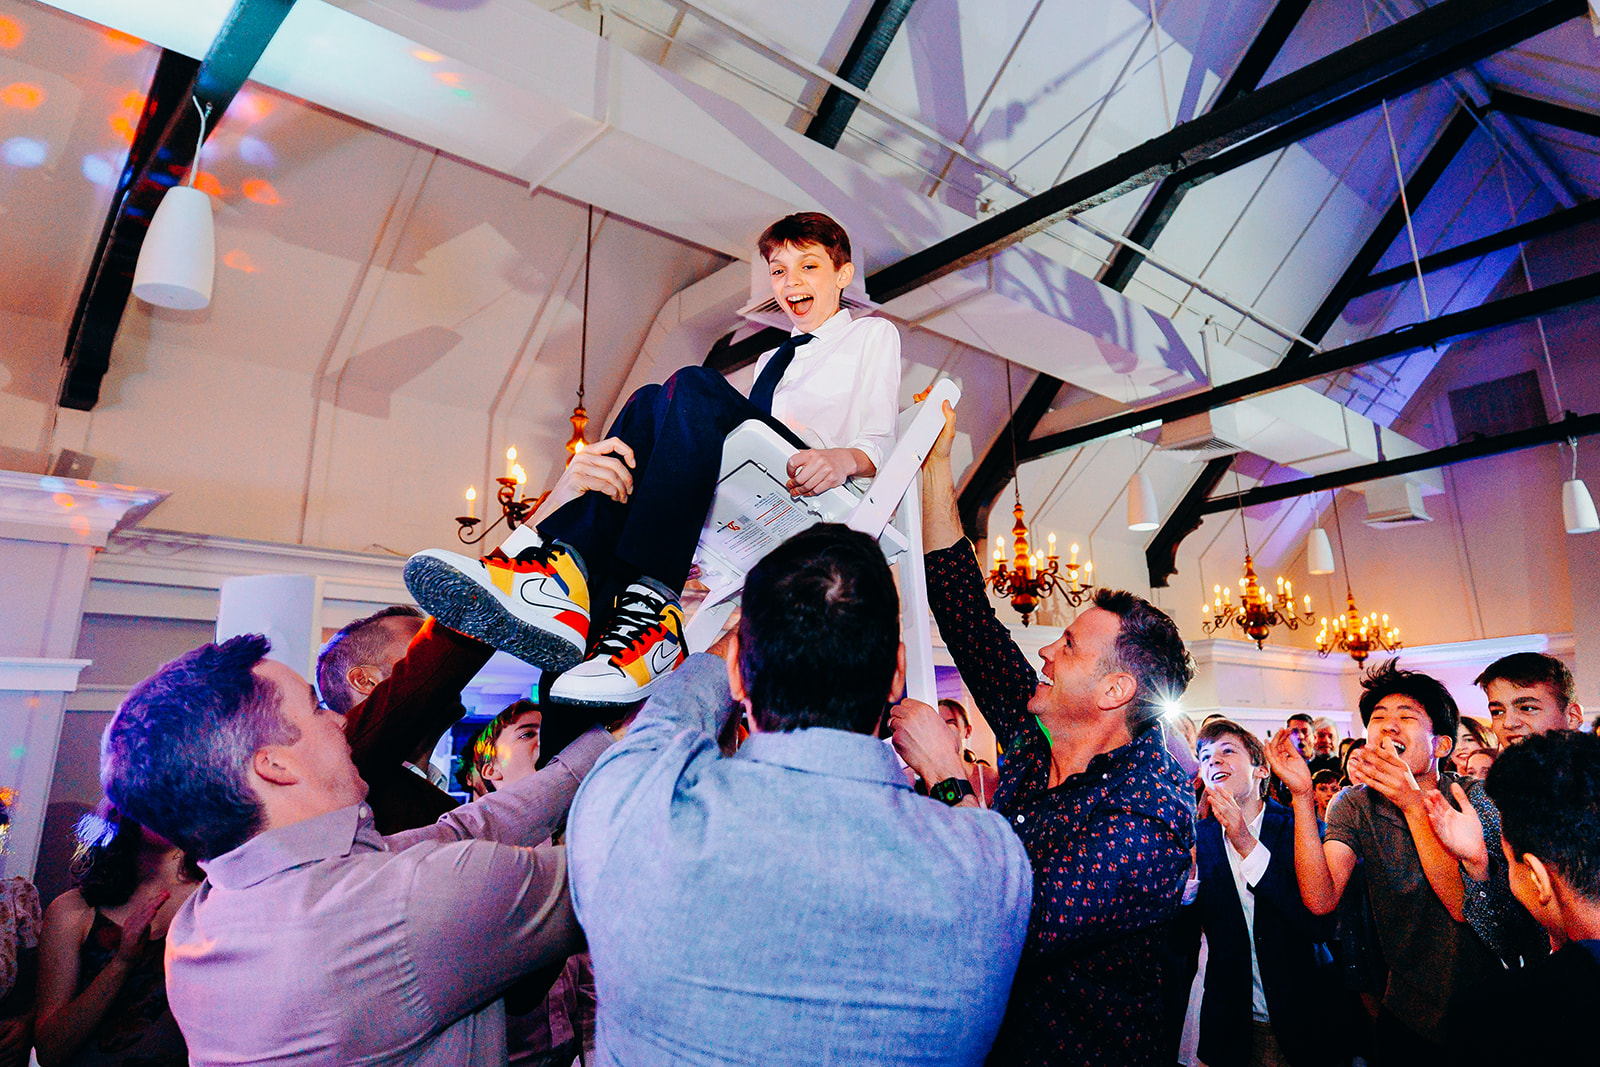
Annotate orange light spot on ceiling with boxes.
[242,178,280,205]
[434,71,461,86]
[411,48,442,62]
[192,172,225,197]
[0,16,24,50]
[232,92,273,124]
[102,28,143,52]
[52,493,74,508]
[223,249,258,273]
[109,115,136,143]
[1,82,43,109]
[120,90,144,112]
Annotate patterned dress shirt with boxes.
[926,542,1196,1067]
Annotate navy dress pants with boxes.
[536,366,806,600]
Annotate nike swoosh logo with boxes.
[515,571,581,615]
[648,636,681,675]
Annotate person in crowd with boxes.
[567,524,1031,1065]
[477,700,544,793]
[1477,651,1583,745]
[936,698,1001,807]
[1311,769,1341,822]
[316,605,493,832]
[406,212,901,708]
[1337,738,1364,786]
[99,635,614,1065]
[1448,731,1600,1065]
[910,401,1195,1066]
[1269,714,1317,804]
[1449,717,1496,776]
[1308,718,1341,777]
[1188,719,1340,1067]
[0,794,39,1067]
[466,700,594,1067]
[1463,749,1495,781]
[1417,654,1574,967]
[455,722,495,799]
[1265,660,1499,1063]
[34,804,199,1067]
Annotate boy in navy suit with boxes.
[1190,718,1341,1067]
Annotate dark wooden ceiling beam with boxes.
[804,0,918,149]
[59,0,298,411]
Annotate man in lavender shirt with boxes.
[99,633,613,1066]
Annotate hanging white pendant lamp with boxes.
[1564,479,1599,534]
[1307,528,1335,574]
[1128,470,1159,531]
[131,97,215,311]
[132,185,214,309]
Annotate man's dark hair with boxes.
[458,699,541,793]
[738,524,898,734]
[1474,652,1575,709]
[757,212,851,270]
[1485,730,1600,900]
[316,605,424,713]
[1312,769,1340,788]
[101,635,302,861]
[1196,718,1266,768]
[1357,659,1460,744]
[1090,588,1195,733]
[1287,713,1314,728]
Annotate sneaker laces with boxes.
[595,586,678,658]
[484,541,562,570]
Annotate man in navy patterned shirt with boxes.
[897,401,1196,1066]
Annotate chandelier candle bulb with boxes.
[505,447,517,479]
[512,464,527,485]
[465,486,476,520]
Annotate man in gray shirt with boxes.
[100,633,612,1065]
[567,524,1032,1066]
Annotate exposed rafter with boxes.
[953,374,1059,541]
[1143,105,1477,583]
[1485,89,1600,140]
[1099,0,1316,292]
[1357,196,1600,294]
[804,0,918,149]
[705,326,789,375]
[1279,105,1480,362]
[1024,266,1600,461]
[1145,455,1234,588]
[865,0,1584,303]
[1198,410,1600,514]
[59,0,298,411]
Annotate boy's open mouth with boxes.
[785,294,813,317]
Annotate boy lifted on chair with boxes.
[407,212,901,706]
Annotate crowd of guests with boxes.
[4,350,1597,1063]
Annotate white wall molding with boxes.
[0,658,93,693]
[0,471,168,548]
[88,527,411,628]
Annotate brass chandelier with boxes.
[1202,470,1313,647]
[1314,491,1401,665]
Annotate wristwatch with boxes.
[929,776,976,807]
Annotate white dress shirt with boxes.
[1222,803,1272,1021]
[751,308,901,472]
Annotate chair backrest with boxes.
[686,379,962,706]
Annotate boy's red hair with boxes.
[757,212,852,270]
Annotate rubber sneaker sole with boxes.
[404,553,584,673]
[548,664,678,707]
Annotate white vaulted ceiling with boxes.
[2,0,1598,646]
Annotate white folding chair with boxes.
[685,378,961,704]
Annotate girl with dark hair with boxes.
[33,803,198,1067]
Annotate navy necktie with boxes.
[749,333,813,415]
